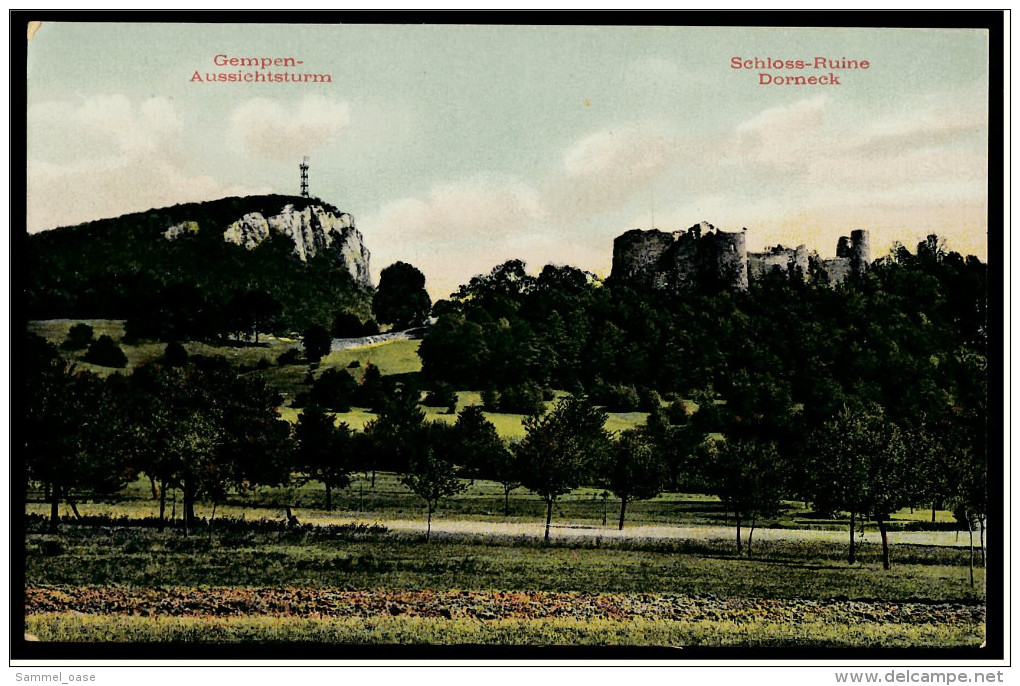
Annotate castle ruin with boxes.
[611,223,869,292]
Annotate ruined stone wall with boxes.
[611,224,869,292]
[611,229,676,289]
[611,222,748,292]
[748,244,810,280]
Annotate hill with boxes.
[24,195,373,336]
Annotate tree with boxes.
[83,334,128,368]
[24,338,135,531]
[373,261,431,330]
[399,423,468,541]
[163,341,189,367]
[702,437,786,556]
[515,395,610,542]
[368,385,426,473]
[229,290,283,344]
[332,311,376,338]
[303,324,332,365]
[130,357,293,533]
[451,405,518,515]
[294,405,354,511]
[809,403,909,569]
[602,429,667,530]
[304,368,358,412]
[62,323,94,350]
[353,362,394,411]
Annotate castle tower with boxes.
[849,229,870,276]
[703,228,748,291]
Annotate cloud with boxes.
[728,95,830,168]
[547,122,683,219]
[363,174,550,297]
[229,95,351,160]
[26,95,261,232]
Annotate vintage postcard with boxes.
[14,14,1003,668]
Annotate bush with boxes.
[589,379,639,412]
[332,311,368,338]
[637,386,661,412]
[163,341,189,366]
[481,388,499,412]
[306,368,358,412]
[83,335,128,368]
[62,323,94,350]
[493,381,546,415]
[277,348,301,366]
[423,382,457,409]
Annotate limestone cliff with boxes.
[220,203,371,287]
[164,199,371,288]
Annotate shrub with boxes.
[423,382,457,409]
[277,348,301,366]
[83,335,128,368]
[637,386,661,412]
[62,323,94,350]
[332,311,367,338]
[307,368,358,412]
[163,341,189,366]
[480,388,499,412]
[493,381,545,415]
[590,379,639,412]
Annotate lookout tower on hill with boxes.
[299,157,309,198]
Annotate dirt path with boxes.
[290,513,977,549]
[330,329,419,351]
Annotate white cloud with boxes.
[26,95,261,232]
[228,95,351,161]
[363,174,550,297]
[728,95,831,168]
[546,122,684,220]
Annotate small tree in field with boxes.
[703,436,786,557]
[294,404,354,511]
[810,403,908,569]
[62,323,94,350]
[303,324,332,365]
[516,395,610,542]
[84,335,128,368]
[400,423,467,541]
[25,342,135,531]
[452,405,518,515]
[602,429,667,530]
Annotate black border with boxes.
[9,9,1007,664]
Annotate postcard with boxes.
[15,14,1003,669]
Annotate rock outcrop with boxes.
[172,201,372,288]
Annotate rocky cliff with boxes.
[166,200,371,288]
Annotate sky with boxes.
[25,21,990,298]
